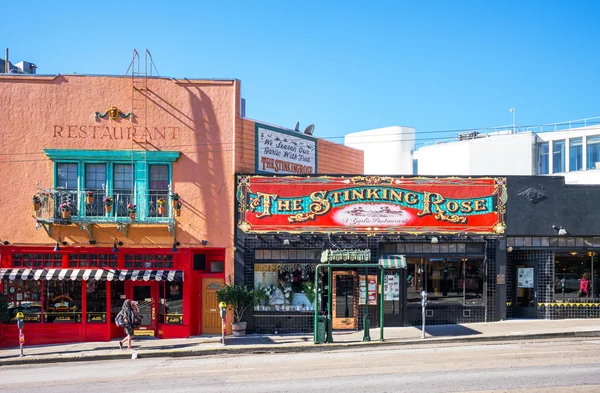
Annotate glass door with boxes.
[332,271,357,329]
[128,282,157,336]
[513,261,537,318]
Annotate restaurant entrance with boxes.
[128,282,158,336]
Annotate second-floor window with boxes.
[85,164,106,216]
[149,165,169,217]
[114,164,134,217]
[56,163,79,216]
[587,135,600,170]
[538,142,549,175]
[552,140,565,173]
[569,138,583,171]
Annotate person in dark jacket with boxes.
[118,299,139,350]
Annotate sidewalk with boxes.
[2,318,600,366]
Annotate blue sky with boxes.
[3,0,600,145]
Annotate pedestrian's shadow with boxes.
[415,324,481,337]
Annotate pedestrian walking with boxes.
[116,299,140,350]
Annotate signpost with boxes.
[219,302,227,346]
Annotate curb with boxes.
[2,330,600,366]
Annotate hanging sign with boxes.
[359,275,378,305]
[237,175,507,234]
[518,268,534,288]
[384,275,400,301]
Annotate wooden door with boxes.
[202,278,223,334]
[332,271,358,329]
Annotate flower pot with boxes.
[33,202,40,211]
[129,212,136,221]
[85,195,94,204]
[61,210,70,219]
[157,206,165,216]
[176,208,181,217]
[104,205,112,214]
[171,200,179,208]
[231,321,247,337]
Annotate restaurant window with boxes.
[552,139,565,173]
[114,164,134,217]
[68,254,118,268]
[1,279,42,322]
[12,253,62,268]
[555,252,599,300]
[254,263,316,312]
[538,142,550,174]
[110,281,125,322]
[159,281,184,324]
[56,163,79,217]
[44,281,82,323]
[85,163,107,216]
[149,165,170,218]
[86,281,107,323]
[569,137,583,171]
[586,135,600,170]
[124,254,173,269]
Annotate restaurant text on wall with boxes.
[237,175,507,234]
[255,123,317,175]
[52,125,180,140]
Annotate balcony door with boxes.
[85,164,106,216]
[114,164,134,217]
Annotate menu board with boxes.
[359,275,378,305]
[384,275,400,301]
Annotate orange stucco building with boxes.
[0,69,363,347]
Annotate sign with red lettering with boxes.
[256,123,316,175]
[237,175,507,234]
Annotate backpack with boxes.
[115,312,126,327]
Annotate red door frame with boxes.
[127,281,158,335]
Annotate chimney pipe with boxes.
[4,48,8,73]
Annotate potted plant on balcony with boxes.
[85,190,95,205]
[171,192,180,208]
[59,202,72,219]
[157,198,166,216]
[216,280,255,337]
[32,194,42,211]
[127,203,137,221]
[175,201,182,217]
[103,196,114,213]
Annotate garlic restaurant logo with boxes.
[248,186,493,224]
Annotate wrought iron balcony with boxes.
[33,188,179,234]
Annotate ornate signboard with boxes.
[255,123,317,175]
[237,175,507,235]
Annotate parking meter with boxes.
[219,302,227,345]
[420,291,427,339]
[16,312,25,357]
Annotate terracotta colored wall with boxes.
[0,75,239,279]
[234,119,364,174]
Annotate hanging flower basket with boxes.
[60,202,72,219]
[32,195,41,211]
[85,191,95,204]
[103,196,114,213]
[127,203,137,221]
[171,192,180,208]
[157,198,166,216]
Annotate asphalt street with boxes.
[2,338,600,393]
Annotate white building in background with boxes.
[344,126,415,175]
[346,117,600,185]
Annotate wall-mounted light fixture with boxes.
[53,238,63,252]
[201,239,208,246]
[112,239,124,253]
[507,246,513,253]
[283,239,290,245]
[172,241,181,252]
[0,238,9,245]
[552,225,568,236]
[430,236,439,244]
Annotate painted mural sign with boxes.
[255,123,317,175]
[236,175,508,234]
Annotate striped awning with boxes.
[379,255,407,269]
[0,269,184,282]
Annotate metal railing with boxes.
[33,188,175,223]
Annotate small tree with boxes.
[0,294,10,323]
[216,281,255,323]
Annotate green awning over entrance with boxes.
[379,255,407,269]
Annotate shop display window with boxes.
[44,281,82,323]
[555,252,600,299]
[1,279,42,322]
[159,281,183,324]
[254,263,317,312]
[86,281,107,323]
[110,281,125,322]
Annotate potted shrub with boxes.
[175,201,182,217]
[216,281,255,337]
[157,198,166,216]
[32,194,42,211]
[127,203,137,221]
[171,192,180,208]
[85,190,95,205]
[59,202,72,219]
[103,196,114,213]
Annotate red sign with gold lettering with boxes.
[237,175,507,235]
